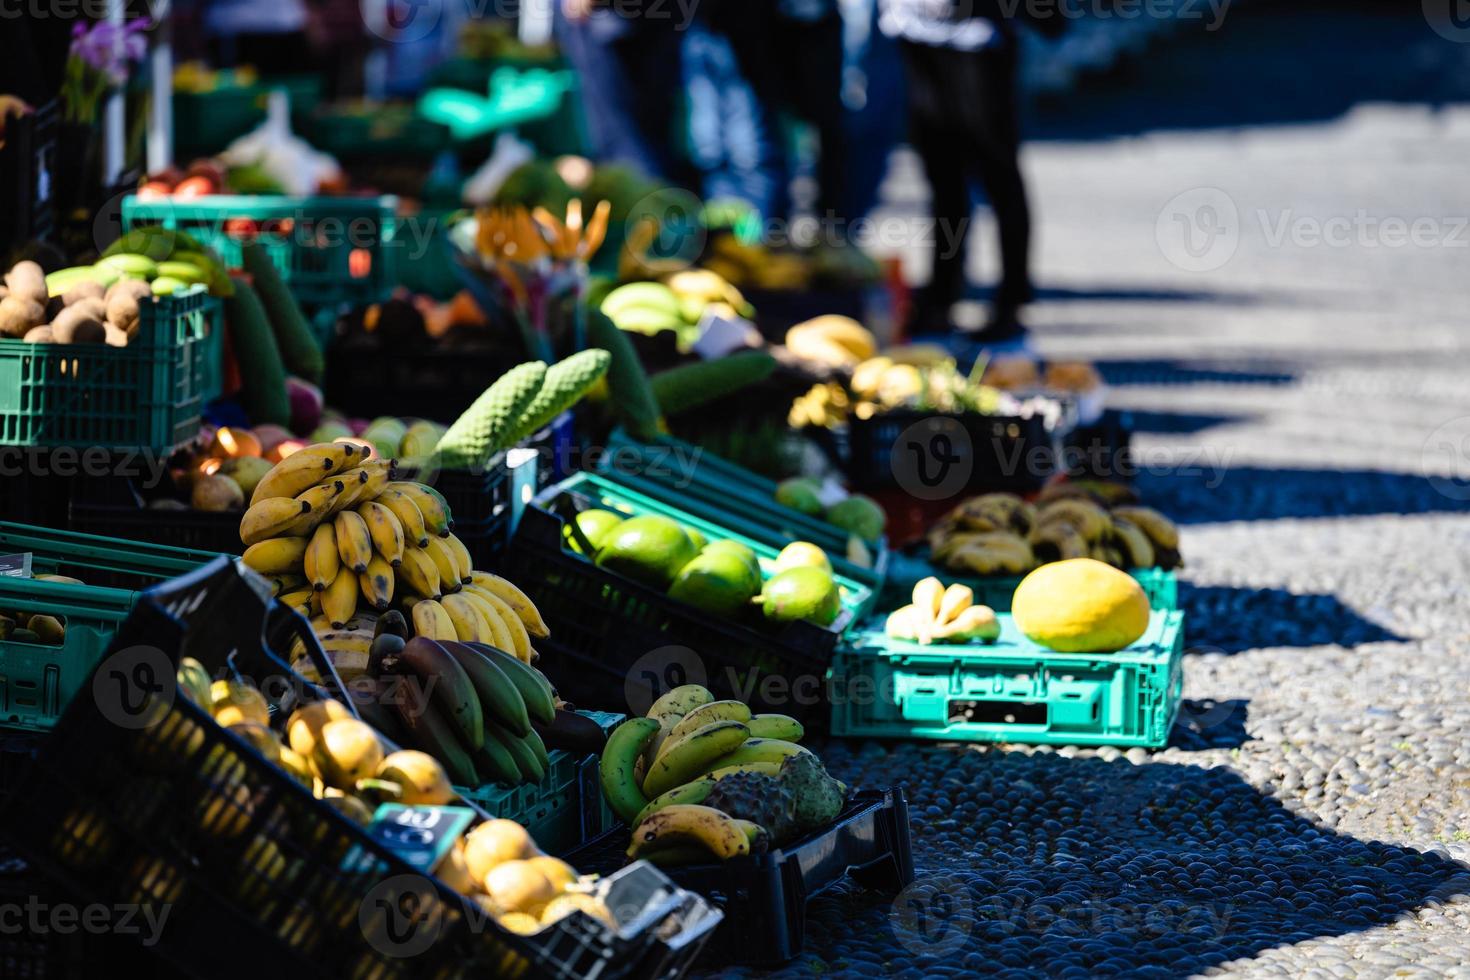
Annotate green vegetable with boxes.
[436,361,548,468]
[241,241,323,384]
[650,351,777,417]
[587,309,662,441]
[506,348,611,445]
[223,277,291,426]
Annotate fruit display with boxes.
[1011,557,1152,653]
[885,577,1001,646]
[983,356,1104,395]
[599,684,848,865]
[928,489,1182,575]
[599,268,754,351]
[569,509,843,628]
[174,656,613,937]
[0,575,83,646]
[0,257,215,347]
[773,478,887,542]
[699,235,880,293]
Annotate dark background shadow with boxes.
[1124,410,1252,436]
[789,749,1470,978]
[1177,585,1404,655]
[1137,467,1470,525]
[1169,698,1251,751]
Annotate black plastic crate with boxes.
[845,410,1056,495]
[743,285,870,344]
[566,789,913,967]
[67,474,240,557]
[322,334,524,426]
[1061,408,1134,483]
[500,505,844,723]
[0,98,58,248]
[5,558,720,980]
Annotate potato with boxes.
[105,280,151,339]
[4,261,47,306]
[104,324,129,347]
[0,296,45,338]
[24,326,54,343]
[62,280,105,307]
[63,297,106,324]
[51,306,106,344]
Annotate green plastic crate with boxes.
[305,105,452,162]
[883,556,1177,612]
[546,472,877,622]
[172,74,323,158]
[829,610,1185,748]
[0,522,220,733]
[600,428,890,598]
[121,194,398,312]
[0,286,220,452]
[455,711,622,855]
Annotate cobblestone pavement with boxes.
[706,6,1470,978]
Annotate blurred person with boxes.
[881,0,1062,341]
[555,0,683,180]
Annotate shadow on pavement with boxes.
[1169,698,1251,751]
[1124,409,1252,436]
[1178,585,1403,655]
[796,748,1470,978]
[1096,359,1298,387]
[1138,466,1470,525]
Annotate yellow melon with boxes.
[1011,558,1150,653]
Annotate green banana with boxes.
[471,733,524,786]
[391,676,478,787]
[747,714,804,743]
[647,684,713,720]
[486,718,545,783]
[394,638,484,750]
[642,720,751,799]
[692,737,810,779]
[600,718,660,825]
[465,641,556,726]
[439,641,532,737]
[634,778,716,828]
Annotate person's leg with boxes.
[955,41,1033,321]
[716,0,792,221]
[900,42,971,334]
[612,26,684,180]
[782,14,848,224]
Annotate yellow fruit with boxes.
[525,855,577,891]
[1011,558,1150,653]
[497,911,544,935]
[286,700,352,759]
[312,718,384,790]
[540,892,614,928]
[464,819,537,882]
[376,750,453,806]
[210,679,269,727]
[482,860,557,915]
[435,840,477,895]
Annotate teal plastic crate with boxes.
[0,286,220,452]
[545,471,877,622]
[0,522,220,733]
[121,194,398,312]
[829,610,1185,748]
[883,556,1177,612]
[455,711,622,855]
[600,428,890,601]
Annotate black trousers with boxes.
[900,39,1033,315]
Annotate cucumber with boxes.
[240,241,323,384]
[223,277,292,426]
[587,309,662,441]
[650,350,777,417]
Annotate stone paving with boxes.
[710,7,1470,978]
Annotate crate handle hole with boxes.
[948,700,1047,727]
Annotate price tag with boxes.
[366,805,476,874]
[693,310,758,360]
[0,554,33,578]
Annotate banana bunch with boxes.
[787,381,850,430]
[886,577,1000,645]
[238,441,556,660]
[600,684,847,866]
[664,267,754,322]
[784,315,877,370]
[928,491,1183,574]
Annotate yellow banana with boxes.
[937,583,973,627]
[705,761,784,781]
[250,443,364,505]
[276,587,314,617]
[397,547,442,599]
[358,554,395,612]
[242,537,309,576]
[458,590,516,654]
[376,488,429,548]
[463,587,530,662]
[443,534,473,586]
[329,459,395,515]
[304,524,340,592]
[647,684,714,720]
[422,538,462,595]
[357,501,405,566]
[321,567,360,628]
[439,593,485,642]
[240,497,311,547]
[264,573,307,597]
[626,805,749,861]
[386,482,452,538]
[634,779,716,827]
[746,714,804,743]
[410,599,456,641]
[912,577,945,643]
[642,720,751,798]
[659,701,753,758]
[333,511,373,574]
[468,572,548,638]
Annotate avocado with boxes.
[825,494,886,541]
[761,567,840,627]
[567,509,625,555]
[774,541,831,575]
[668,551,760,617]
[774,478,823,516]
[595,515,699,588]
[701,539,761,580]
